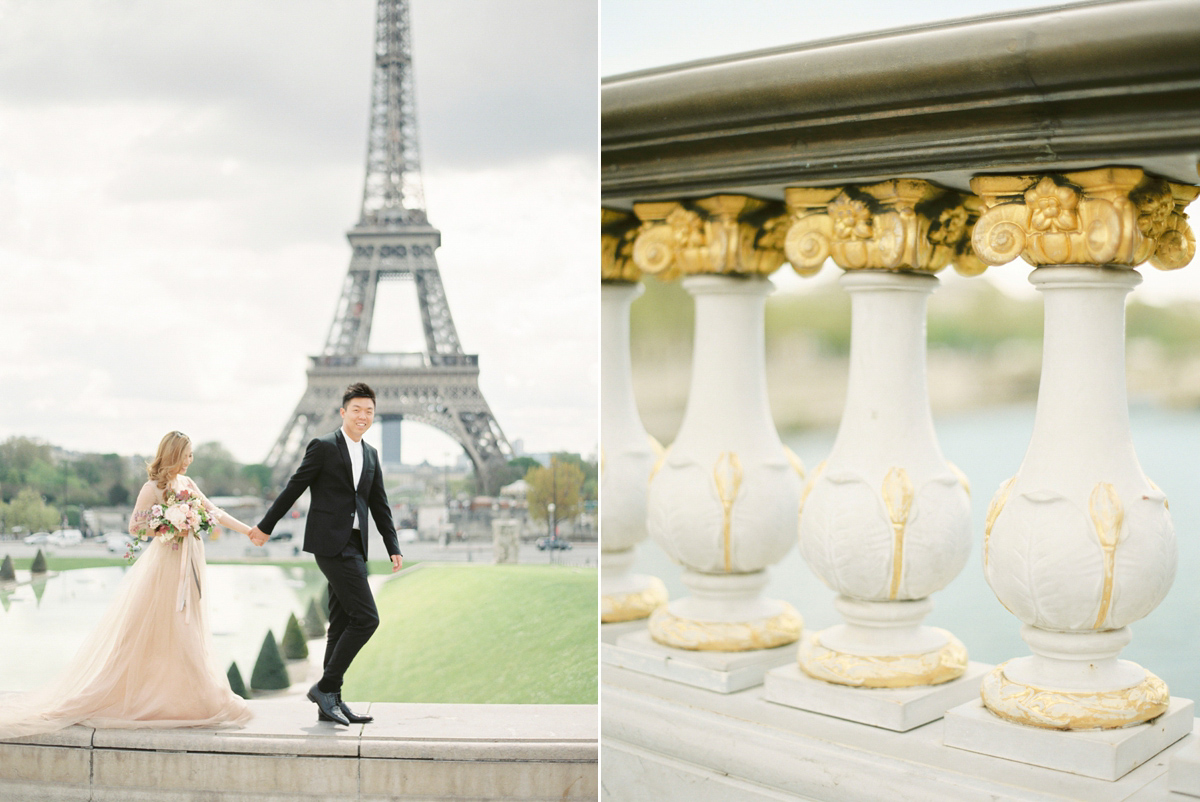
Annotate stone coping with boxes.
[1,699,598,801]
[2,698,597,762]
[603,662,1195,801]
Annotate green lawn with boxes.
[342,564,597,705]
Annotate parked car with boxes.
[398,528,418,543]
[268,530,293,542]
[48,529,84,547]
[536,536,573,551]
[105,533,136,553]
[23,532,51,545]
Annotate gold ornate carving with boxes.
[1089,482,1124,630]
[601,207,643,282]
[783,180,984,276]
[970,168,1200,269]
[797,459,827,534]
[798,628,967,688]
[648,603,802,651]
[882,467,914,600]
[713,452,744,573]
[1148,477,1169,510]
[984,476,1016,571]
[981,662,1169,730]
[631,195,788,278]
[602,577,669,623]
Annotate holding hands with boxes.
[247,526,269,547]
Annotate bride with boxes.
[0,431,257,739]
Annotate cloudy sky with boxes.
[0,0,597,466]
[602,0,1200,303]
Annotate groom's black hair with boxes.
[342,382,376,408]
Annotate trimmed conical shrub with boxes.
[282,613,309,660]
[0,555,15,581]
[30,549,47,574]
[304,597,326,639]
[227,661,248,699]
[250,630,289,691]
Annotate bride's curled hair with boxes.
[147,431,191,491]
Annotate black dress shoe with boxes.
[307,683,350,726]
[336,694,374,724]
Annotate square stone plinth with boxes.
[600,618,650,646]
[603,629,794,693]
[944,696,1194,781]
[762,660,989,732]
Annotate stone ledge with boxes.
[0,698,597,801]
[603,662,1193,801]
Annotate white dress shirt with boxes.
[343,429,364,489]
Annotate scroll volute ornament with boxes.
[631,195,789,279]
[970,168,1199,269]
[601,207,642,283]
[783,180,986,277]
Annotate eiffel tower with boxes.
[265,0,513,494]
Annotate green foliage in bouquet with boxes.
[250,630,289,691]
[30,549,47,574]
[304,597,326,639]
[282,612,309,660]
[227,661,249,699]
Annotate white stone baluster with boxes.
[600,208,668,626]
[602,195,803,692]
[600,279,667,623]
[943,168,1198,779]
[764,180,985,730]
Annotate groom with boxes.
[250,382,403,726]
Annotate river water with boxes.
[0,563,327,693]
[628,401,1200,703]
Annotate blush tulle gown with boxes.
[0,475,252,740]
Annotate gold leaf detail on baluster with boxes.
[797,460,828,538]
[713,452,744,573]
[783,446,806,480]
[882,467,914,600]
[947,461,970,497]
[1089,482,1124,630]
[984,476,1017,571]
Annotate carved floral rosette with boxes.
[970,168,1199,269]
[601,207,643,283]
[783,180,986,277]
[984,479,1175,633]
[800,466,971,602]
[631,195,789,279]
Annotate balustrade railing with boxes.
[600,1,1200,797]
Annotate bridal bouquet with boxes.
[127,489,216,562]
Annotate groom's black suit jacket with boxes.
[258,429,401,560]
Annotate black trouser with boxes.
[314,530,379,693]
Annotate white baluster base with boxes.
[601,548,668,624]
[945,696,1194,781]
[763,660,989,732]
[795,596,967,688]
[646,570,801,652]
[981,626,1170,731]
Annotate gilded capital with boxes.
[783,180,985,277]
[601,207,642,282]
[631,195,788,279]
[970,168,1199,269]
